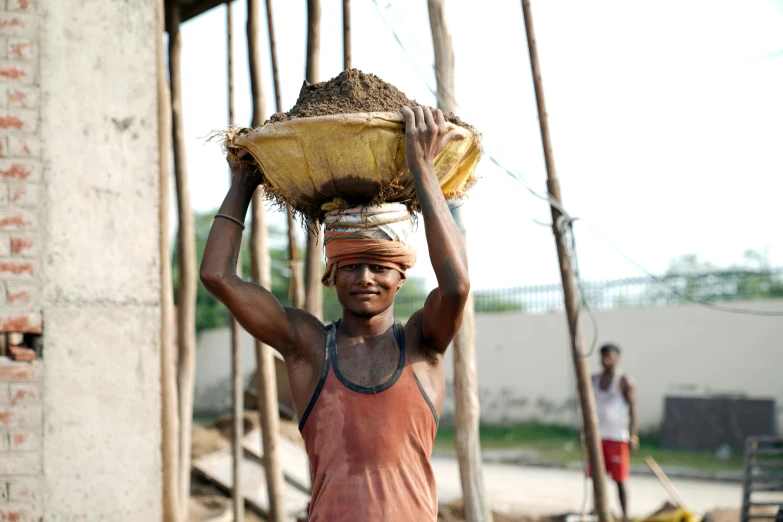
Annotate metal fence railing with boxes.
[322,268,783,321]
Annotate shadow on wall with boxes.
[194,373,255,417]
[439,379,578,427]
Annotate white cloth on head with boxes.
[323,203,413,245]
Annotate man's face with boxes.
[601,350,618,372]
[335,262,405,318]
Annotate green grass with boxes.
[434,422,744,473]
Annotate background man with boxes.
[592,343,639,521]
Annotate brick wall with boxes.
[0,0,40,335]
[0,358,41,521]
[0,1,40,520]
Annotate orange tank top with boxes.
[299,321,440,522]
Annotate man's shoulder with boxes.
[284,307,331,360]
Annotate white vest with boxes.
[592,371,630,442]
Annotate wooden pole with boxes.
[304,0,323,321]
[248,1,286,520]
[342,0,351,70]
[426,3,491,521]
[226,2,245,520]
[305,0,321,87]
[645,456,688,510]
[157,0,181,519]
[264,0,304,309]
[166,3,198,517]
[519,2,609,520]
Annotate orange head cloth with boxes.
[321,231,417,287]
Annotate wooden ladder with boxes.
[742,437,783,522]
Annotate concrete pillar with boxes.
[1,0,163,519]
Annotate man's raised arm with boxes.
[402,106,470,353]
[199,154,297,357]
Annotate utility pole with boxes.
[248,1,286,520]
[226,1,245,520]
[342,0,351,70]
[264,0,304,309]
[304,0,323,321]
[156,0,181,517]
[166,3,197,517]
[427,2,492,521]
[520,2,609,521]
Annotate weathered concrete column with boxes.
[38,1,162,520]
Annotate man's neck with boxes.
[340,307,395,340]
[603,367,616,377]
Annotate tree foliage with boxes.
[173,210,431,331]
[654,249,783,305]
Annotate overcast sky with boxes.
[173,0,783,290]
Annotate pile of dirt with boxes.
[206,410,260,440]
[190,473,269,522]
[703,508,741,522]
[191,425,229,460]
[201,411,304,450]
[703,506,781,522]
[269,68,471,129]
[650,502,680,516]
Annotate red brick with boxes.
[8,183,38,207]
[7,135,39,156]
[8,478,41,506]
[7,0,34,12]
[0,209,34,230]
[5,284,35,306]
[0,310,41,334]
[0,61,33,84]
[9,430,39,451]
[10,235,33,256]
[7,38,34,60]
[0,453,42,475]
[0,108,36,132]
[0,258,35,280]
[0,502,42,522]
[6,86,36,109]
[0,404,41,428]
[7,0,33,11]
[9,383,38,405]
[0,160,38,182]
[0,13,36,36]
[8,345,35,361]
[0,358,39,379]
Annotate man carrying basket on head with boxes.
[201,106,470,522]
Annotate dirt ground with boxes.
[703,506,780,522]
[192,411,304,461]
[191,417,772,522]
[437,499,554,522]
[191,412,304,521]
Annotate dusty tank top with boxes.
[299,321,440,522]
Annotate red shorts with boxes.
[586,439,630,483]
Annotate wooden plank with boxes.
[242,429,312,493]
[194,449,310,521]
[645,456,689,511]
